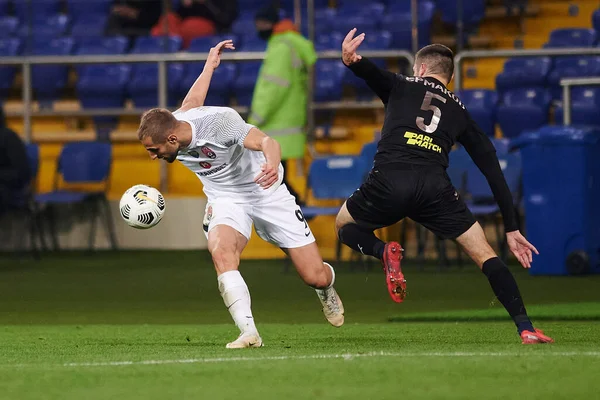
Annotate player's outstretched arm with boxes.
[243,128,281,190]
[342,28,397,104]
[179,40,235,112]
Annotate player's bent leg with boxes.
[285,243,345,327]
[208,225,263,348]
[455,222,553,344]
[336,203,406,303]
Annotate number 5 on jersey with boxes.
[416,91,447,134]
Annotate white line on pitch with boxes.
[3,351,599,369]
[57,351,600,368]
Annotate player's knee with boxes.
[210,247,240,273]
[302,264,330,289]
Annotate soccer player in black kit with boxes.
[335,29,553,344]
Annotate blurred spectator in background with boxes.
[106,0,163,38]
[248,2,316,206]
[0,108,31,216]
[152,0,238,48]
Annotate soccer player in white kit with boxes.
[137,40,344,348]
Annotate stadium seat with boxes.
[359,140,378,179]
[593,8,600,34]
[447,145,470,192]
[18,14,70,41]
[75,36,131,132]
[312,8,337,36]
[0,38,21,100]
[496,88,552,138]
[0,16,18,37]
[331,15,378,34]
[495,57,552,95]
[337,2,385,20]
[14,0,61,22]
[71,13,109,38]
[232,39,266,107]
[555,87,600,126]
[436,0,486,31]
[35,142,117,251]
[127,36,184,107]
[0,0,8,16]
[381,1,435,50]
[179,62,237,106]
[302,156,368,261]
[547,56,600,99]
[66,0,111,20]
[231,14,256,38]
[457,89,498,137]
[31,37,75,106]
[546,28,597,47]
[314,60,346,102]
[314,31,344,51]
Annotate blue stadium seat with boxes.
[593,8,600,34]
[232,39,266,107]
[231,14,256,38]
[457,89,498,137]
[74,36,129,75]
[436,0,486,31]
[547,56,600,99]
[331,15,378,34]
[233,63,261,107]
[31,37,75,105]
[14,0,61,22]
[547,28,597,47]
[495,57,552,95]
[555,87,600,126]
[71,13,109,38]
[313,8,337,35]
[66,0,111,20]
[447,145,470,192]
[381,1,435,50]
[0,0,8,16]
[179,63,237,106]
[497,88,551,138]
[35,142,117,251]
[314,31,344,51]
[0,38,21,100]
[75,36,131,132]
[314,60,346,102]
[18,14,70,41]
[188,34,239,52]
[0,16,18,37]
[359,140,378,177]
[127,36,184,107]
[302,155,368,227]
[337,2,385,20]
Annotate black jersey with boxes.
[348,57,495,168]
[346,57,518,232]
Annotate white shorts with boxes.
[202,184,315,249]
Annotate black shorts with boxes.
[346,163,476,240]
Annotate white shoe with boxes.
[316,287,345,327]
[225,332,263,349]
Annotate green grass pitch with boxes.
[0,251,599,400]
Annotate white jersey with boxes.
[174,106,284,202]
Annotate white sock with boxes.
[316,263,336,295]
[218,270,258,335]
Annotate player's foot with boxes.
[316,287,345,327]
[382,242,406,303]
[225,332,263,349]
[521,329,554,344]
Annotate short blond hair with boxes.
[137,108,177,143]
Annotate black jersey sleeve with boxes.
[346,57,397,104]
[458,117,519,233]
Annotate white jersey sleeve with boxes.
[175,106,254,147]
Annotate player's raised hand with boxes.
[342,28,365,66]
[506,231,539,269]
[254,163,279,190]
[205,40,235,71]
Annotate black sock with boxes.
[338,223,386,260]
[482,257,534,334]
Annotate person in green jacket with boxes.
[249,3,317,205]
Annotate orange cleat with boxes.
[521,329,554,344]
[382,242,406,303]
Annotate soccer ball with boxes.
[119,184,166,229]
